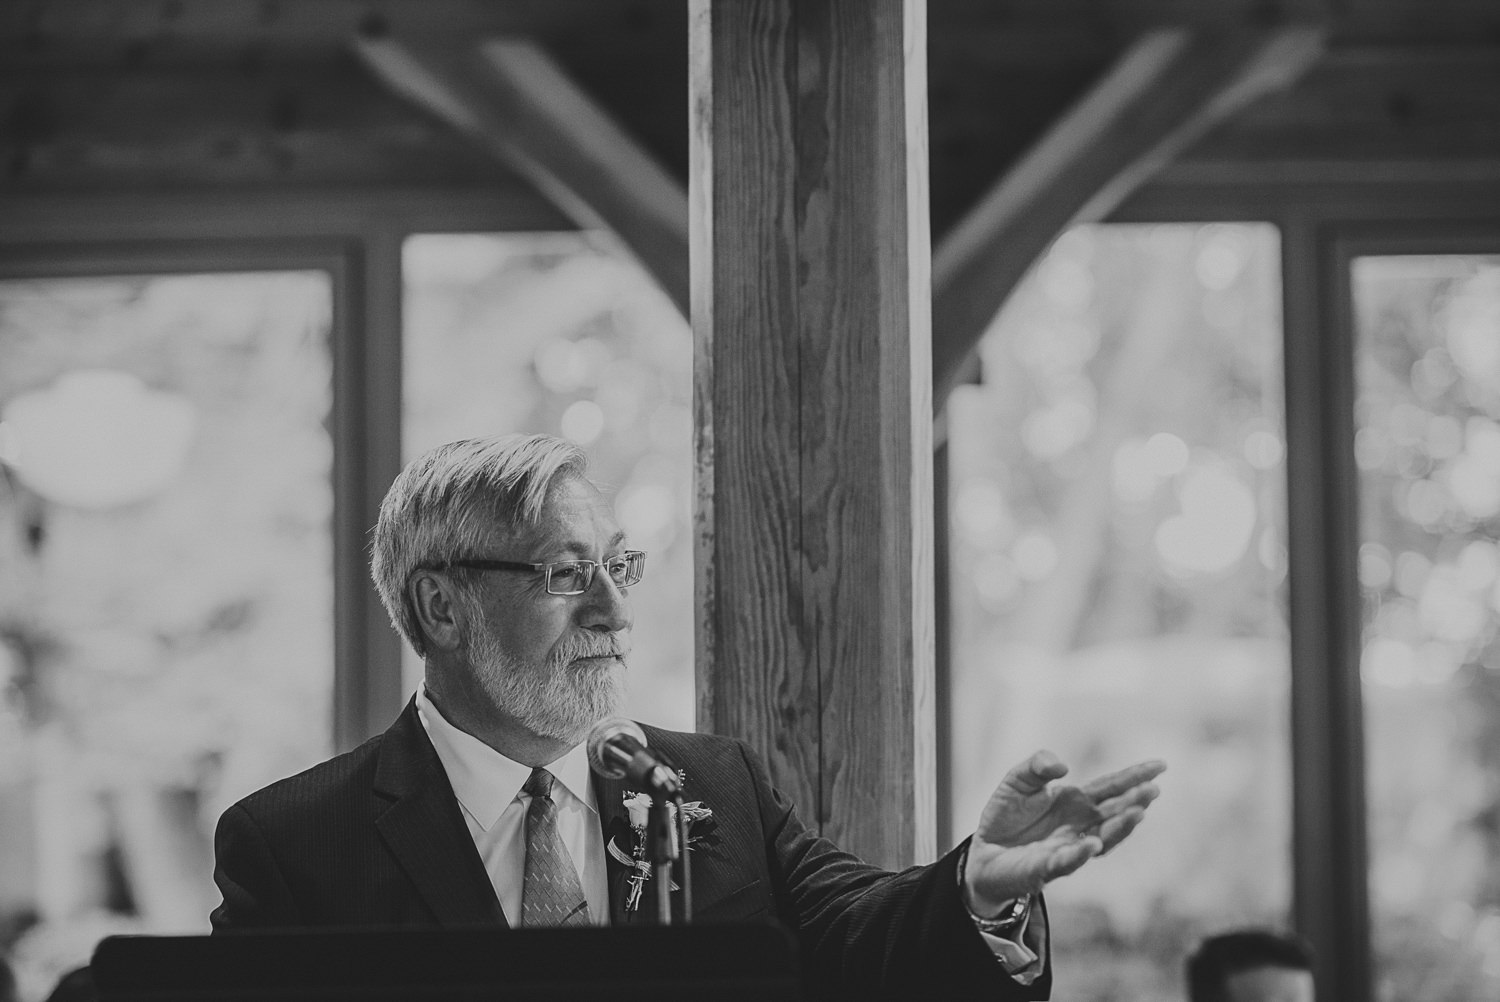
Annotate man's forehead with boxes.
[490,474,622,553]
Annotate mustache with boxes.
[553,632,631,663]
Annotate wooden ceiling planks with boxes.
[4,0,1498,215]
[0,0,681,55]
[1184,44,1500,163]
[0,60,515,191]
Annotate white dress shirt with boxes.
[416,685,610,926]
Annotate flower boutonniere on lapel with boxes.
[607,788,716,914]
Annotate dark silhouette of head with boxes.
[1186,929,1315,1002]
[0,953,17,1002]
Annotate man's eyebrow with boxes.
[545,530,628,556]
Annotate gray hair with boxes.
[370,433,589,657]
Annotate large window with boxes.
[1351,253,1500,1000]
[0,234,697,1000]
[2,214,1495,1002]
[949,220,1500,999]
[0,271,334,998]
[948,223,1289,999]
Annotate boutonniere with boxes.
[607,788,715,913]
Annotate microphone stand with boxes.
[674,793,693,924]
[644,790,694,925]
[646,793,678,925]
[589,722,694,926]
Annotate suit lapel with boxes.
[645,727,741,920]
[593,726,742,924]
[373,700,507,928]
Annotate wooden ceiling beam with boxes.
[930,25,1325,405]
[355,35,688,316]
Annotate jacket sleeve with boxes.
[738,741,1053,1001]
[210,801,303,931]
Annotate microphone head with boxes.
[585,717,648,779]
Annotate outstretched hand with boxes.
[963,750,1165,916]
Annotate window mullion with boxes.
[1282,213,1372,1002]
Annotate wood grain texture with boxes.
[356,35,689,316]
[0,64,512,191]
[1175,45,1500,167]
[0,0,685,52]
[692,0,935,868]
[0,189,568,244]
[692,0,814,823]
[930,26,1324,405]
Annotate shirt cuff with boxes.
[979,921,1043,984]
[955,839,1046,984]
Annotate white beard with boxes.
[465,625,627,743]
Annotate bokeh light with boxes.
[2,370,196,509]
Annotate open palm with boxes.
[964,749,1166,914]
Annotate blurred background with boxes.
[3,226,1495,1002]
[2,2,1499,1000]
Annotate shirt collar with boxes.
[415,684,598,831]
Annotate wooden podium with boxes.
[91,923,802,1001]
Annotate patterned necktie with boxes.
[521,767,591,927]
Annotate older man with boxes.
[212,433,1164,999]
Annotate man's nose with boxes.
[578,567,632,634]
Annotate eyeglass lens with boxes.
[546,553,644,595]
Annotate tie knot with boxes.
[524,767,555,801]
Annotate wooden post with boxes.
[690,0,934,868]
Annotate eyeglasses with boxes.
[434,550,647,596]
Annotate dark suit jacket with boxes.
[212,700,1051,1000]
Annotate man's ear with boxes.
[409,571,467,654]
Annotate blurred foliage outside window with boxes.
[1352,254,1500,1001]
[401,232,694,730]
[0,232,1492,1002]
[0,273,334,1000]
[948,224,1291,1000]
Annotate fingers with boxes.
[1096,807,1146,854]
[1002,749,1070,794]
[1095,780,1161,820]
[1091,770,1161,854]
[1080,759,1167,801]
[1042,833,1103,881]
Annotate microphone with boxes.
[586,718,681,795]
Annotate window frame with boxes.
[1324,220,1500,1000]
[988,188,1500,1001]
[0,238,397,752]
[0,187,570,750]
